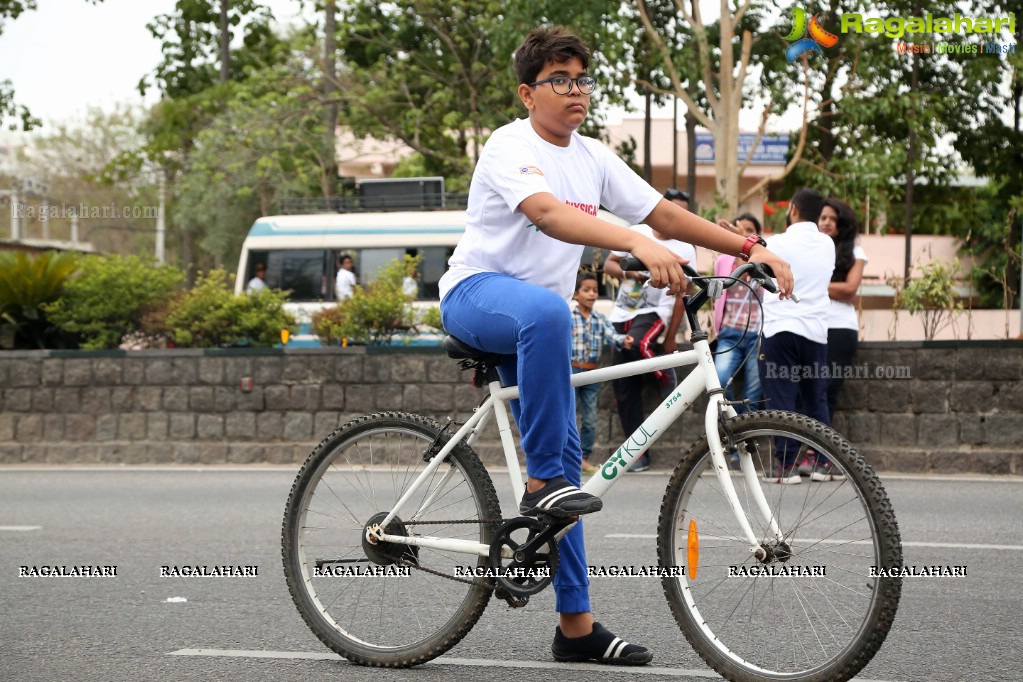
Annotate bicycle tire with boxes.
[282,411,501,667]
[658,410,902,682]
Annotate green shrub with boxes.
[318,255,422,346]
[0,251,80,349]
[418,305,444,333]
[895,260,964,340]
[42,255,185,349]
[163,267,296,348]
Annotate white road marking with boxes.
[166,648,903,680]
[0,525,41,531]
[605,534,1023,551]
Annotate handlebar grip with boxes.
[619,257,701,281]
[618,257,645,272]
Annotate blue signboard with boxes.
[694,132,789,165]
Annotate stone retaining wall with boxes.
[1,342,1020,474]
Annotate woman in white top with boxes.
[818,198,868,416]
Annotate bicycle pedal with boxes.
[534,512,575,528]
[494,586,530,608]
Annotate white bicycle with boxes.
[281,260,903,681]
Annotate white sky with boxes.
[0,0,796,140]
[0,0,312,133]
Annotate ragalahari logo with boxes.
[784,7,839,62]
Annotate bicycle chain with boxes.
[386,517,508,589]
[375,517,539,607]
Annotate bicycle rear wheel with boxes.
[282,412,501,667]
[658,410,902,682]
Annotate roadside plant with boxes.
[163,267,295,348]
[896,259,964,341]
[0,251,80,349]
[43,254,184,349]
[313,255,422,346]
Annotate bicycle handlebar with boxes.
[617,257,780,295]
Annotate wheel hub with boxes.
[362,511,419,566]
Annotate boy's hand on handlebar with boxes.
[750,248,794,299]
[630,239,688,295]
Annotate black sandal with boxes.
[518,476,602,519]
[551,621,653,665]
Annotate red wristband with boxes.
[739,234,766,261]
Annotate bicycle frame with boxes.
[371,336,785,561]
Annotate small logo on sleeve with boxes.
[519,165,544,176]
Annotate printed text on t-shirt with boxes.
[565,200,598,216]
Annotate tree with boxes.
[172,47,330,266]
[17,106,159,255]
[950,1,1022,309]
[779,0,1009,243]
[136,0,282,276]
[335,1,521,189]
[636,0,813,217]
[334,1,640,189]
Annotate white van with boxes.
[235,210,626,346]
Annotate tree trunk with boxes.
[643,86,652,183]
[685,107,697,212]
[323,0,338,198]
[219,0,230,82]
[904,50,919,284]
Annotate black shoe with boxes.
[519,476,602,519]
[552,622,653,665]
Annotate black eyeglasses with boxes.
[528,75,597,95]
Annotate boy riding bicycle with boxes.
[438,25,792,665]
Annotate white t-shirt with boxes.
[246,276,266,294]
[761,222,835,344]
[336,268,357,300]
[609,224,696,325]
[828,244,868,331]
[439,118,663,302]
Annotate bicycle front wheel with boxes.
[659,410,902,682]
[282,412,501,667]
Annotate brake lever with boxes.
[746,262,799,302]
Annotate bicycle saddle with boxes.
[442,335,503,364]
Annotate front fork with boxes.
[696,342,784,562]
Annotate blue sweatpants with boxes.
[441,272,590,614]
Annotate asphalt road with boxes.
[1,467,1020,682]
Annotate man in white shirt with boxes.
[758,187,837,483]
[335,254,357,300]
[246,263,267,294]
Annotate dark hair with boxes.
[664,188,690,203]
[514,26,590,85]
[734,212,762,235]
[575,271,597,292]
[255,262,266,271]
[790,187,825,224]
[823,198,860,283]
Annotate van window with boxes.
[248,250,330,300]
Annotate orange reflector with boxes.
[280,329,290,345]
[687,519,699,580]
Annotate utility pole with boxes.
[11,191,19,240]
[156,167,166,264]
